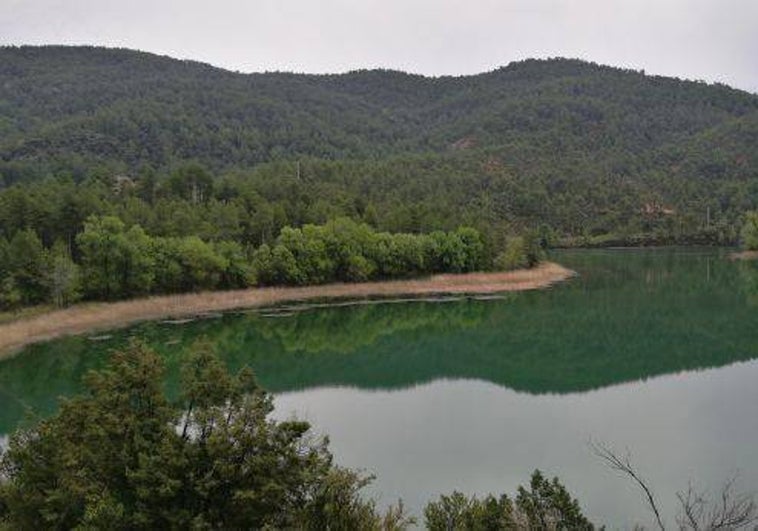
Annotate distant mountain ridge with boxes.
[1,45,757,247]
[1,45,756,182]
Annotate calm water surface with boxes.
[1,249,757,528]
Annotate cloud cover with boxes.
[1,0,756,92]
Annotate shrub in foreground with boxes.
[0,340,411,529]
[424,470,594,530]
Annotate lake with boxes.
[1,249,757,528]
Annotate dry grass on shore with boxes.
[0,262,574,358]
[729,250,758,261]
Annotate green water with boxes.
[1,249,758,527]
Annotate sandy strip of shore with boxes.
[729,250,758,261]
[0,262,574,358]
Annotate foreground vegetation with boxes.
[0,341,593,529]
[2,341,755,528]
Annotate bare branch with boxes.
[676,483,705,530]
[677,474,758,530]
[589,439,666,531]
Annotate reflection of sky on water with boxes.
[274,359,758,529]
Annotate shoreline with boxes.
[729,250,758,261]
[0,262,574,358]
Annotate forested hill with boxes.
[1,45,758,248]
[1,45,757,179]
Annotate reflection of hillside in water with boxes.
[244,250,758,395]
[1,249,758,436]
[738,261,758,306]
[0,297,494,434]
[253,297,493,354]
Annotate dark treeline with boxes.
[1,127,757,250]
[0,158,551,309]
[0,210,507,309]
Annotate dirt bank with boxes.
[0,262,574,358]
[729,250,758,261]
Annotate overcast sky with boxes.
[1,0,757,92]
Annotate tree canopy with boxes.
[0,213,494,308]
[0,340,413,529]
[424,471,594,530]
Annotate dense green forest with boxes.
[0,214,501,308]
[1,46,758,308]
[2,46,757,179]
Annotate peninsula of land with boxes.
[0,262,573,357]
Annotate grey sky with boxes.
[1,0,757,92]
